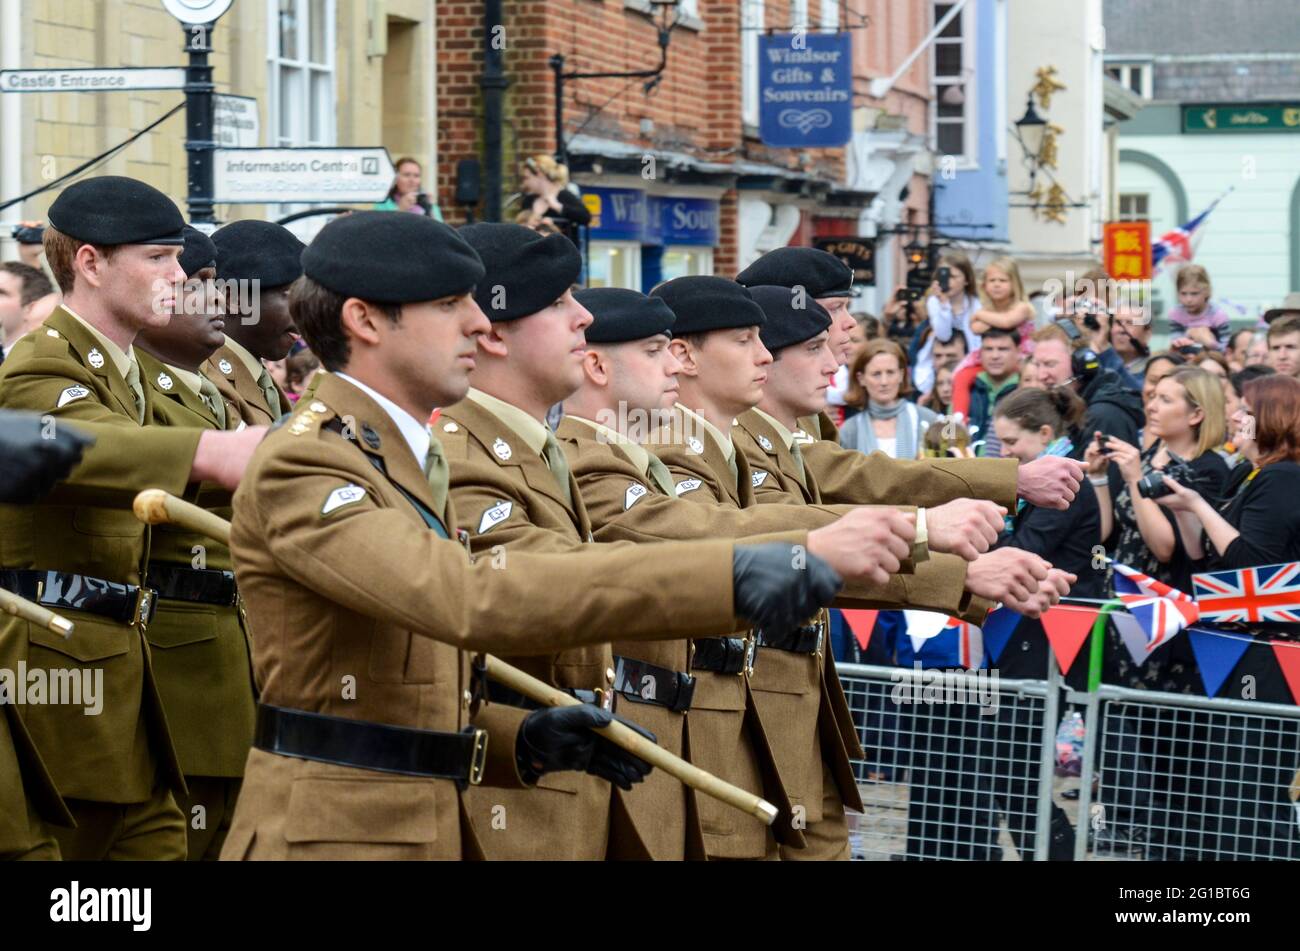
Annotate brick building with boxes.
[435,0,867,288]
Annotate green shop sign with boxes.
[1183,103,1300,133]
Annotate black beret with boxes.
[458,223,582,322]
[575,287,675,343]
[649,276,764,336]
[301,211,484,304]
[736,246,853,298]
[178,226,217,278]
[747,285,832,353]
[47,176,185,246]
[212,219,306,288]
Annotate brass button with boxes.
[462,688,472,709]
[605,667,616,683]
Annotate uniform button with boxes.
[605,667,616,683]
[462,689,472,709]
[443,421,459,433]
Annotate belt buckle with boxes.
[742,634,756,677]
[133,587,156,629]
[467,728,488,786]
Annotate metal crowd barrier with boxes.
[834,661,1300,861]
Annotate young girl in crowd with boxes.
[950,257,1035,419]
[912,252,978,395]
[1168,264,1232,348]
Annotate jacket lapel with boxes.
[452,398,579,519]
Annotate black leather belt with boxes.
[757,617,826,654]
[612,655,695,713]
[0,569,156,627]
[148,563,239,607]
[690,636,756,676]
[253,704,488,785]
[484,680,608,712]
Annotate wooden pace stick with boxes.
[132,489,779,825]
[0,588,75,637]
[134,488,232,546]
[480,654,779,826]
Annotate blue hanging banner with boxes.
[658,196,720,246]
[758,32,853,148]
[583,187,648,242]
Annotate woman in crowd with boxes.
[373,157,440,219]
[829,313,881,424]
[1154,374,1300,859]
[1085,366,1228,857]
[840,339,938,460]
[919,364,955,416]
[912,252,979,394]
[1138,350,1187,448]
[518,154,591,244]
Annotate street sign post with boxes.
[212,148,396,204]
[0,67,186,93]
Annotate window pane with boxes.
[310,70,331,143]
[937,98,963,118]
[936,4,961,37]
[310,0,328,64]
[937,121,964,157]
[279,0,298,60]
[935,42,962,77]
[278,68,302,141]
[1128,68,1143,95]
[1106,67,1121,82]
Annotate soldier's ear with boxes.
[581,347,608,387]
[668,338,697,377]
[477,323,510,359]
[339,298,384,349]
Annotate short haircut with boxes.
[1267,314,1300,342]
[0,261,55,307]
[932,332,968,353]
[42,224,118,295]
[1230,363,1275,397]
[1031,323,1071,348]
[980,325,1018,344]
[288,276,402,372]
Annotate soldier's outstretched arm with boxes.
[802,439,1020,509]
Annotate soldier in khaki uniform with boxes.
[202,221,301,426]
[134,227,256,861]
[735,247,1085,511]
[0,177,267,859]
[731,285,1074,859]
[643,277,1052,857]
[0,412,88,860]
[219,211,841,860]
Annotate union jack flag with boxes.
[1151,189,1231,276]
[1192,562,1300,624]
[1112,563,1199,652]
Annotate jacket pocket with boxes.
[28,617,130,663]
[146,601,218,648]
[284,776,439,844]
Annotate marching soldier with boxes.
[219,210,841,860]
[735,247,1084,510]
[0,176,266,859]
[0,410,88,860]
[557,286,991,857]
[134,226,256,860]
[731,285,1073,859]
[203,220,302,426]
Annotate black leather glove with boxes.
[516,704,656,791]
[0,410,93,504]
[732,542,842,633]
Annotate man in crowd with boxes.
[1266,314,1300,378]
[1030,324,1144,458]
[0,262,60,362]
[967,325,1021,457]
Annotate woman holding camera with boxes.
[1084,367,1228,857]
[1153,373,1300,859]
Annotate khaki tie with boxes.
[645,453,676,497]
[423,431,450,522]
[542,430,574,507]
[789,439,807,487]
[725,446,739,493]
[123,359,146,424]
[256,366,281,416]
[199,376,228,430]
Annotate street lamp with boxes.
[1014,93,1048,170]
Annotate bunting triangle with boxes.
[1186,627,1253,698]
[980,606,1021,665]
[1271,640,1300,705]
[1041,606,1100,675]
[840,609,879,652]
[1112,612,1152,667]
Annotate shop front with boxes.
[581,185,720,291]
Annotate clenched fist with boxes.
[191,426,269,490]
[1016,456,1083,511]
[808,507,915,586]
[964,548,1052,616]
[925,498,1006,561]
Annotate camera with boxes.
[1137,452,1196,500]
[1176,343,1205,356]
[936,266,951,292]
